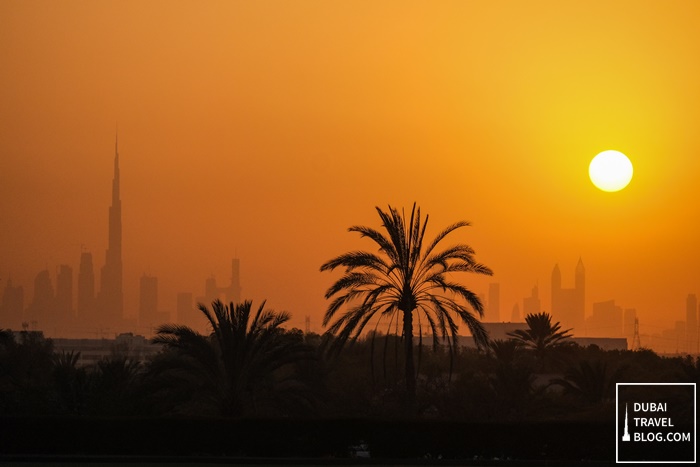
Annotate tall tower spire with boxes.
[99,133,124,324]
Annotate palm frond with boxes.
[321,203,492,402]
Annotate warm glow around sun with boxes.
[589,150,633,192]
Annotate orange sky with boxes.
[1,1,699,342]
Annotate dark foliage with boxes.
[148,300,316,417]
[0,330,55,415]
[321,203,492,404]
[1,315,697,463]
[507,312,573,370]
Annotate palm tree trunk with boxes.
[402,308,416,405]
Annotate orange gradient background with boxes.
[1,1,699,344]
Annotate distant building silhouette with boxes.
[98,135,123,323]
[1,279,24,329]
[687,294,698,354]
[77,251,95,318]
[138,274,169,335]
[26,269,54,328]
[479,321,527,341]
[587,299,623,338]
[487,283,500,322]
[199,259,242,305]
[623,308,637,346]
[551,259,585,335]
[52,332,161,367]
[456,322,627,350]
[523,284,542,316]
[511,303,520,322]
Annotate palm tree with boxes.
[507,312,573,369]
[551,358,626,404]
[488,339,522,366]
[151,300,312,417]
[321,203,492,403]
[52,350,88,414]
[88,354,142,416]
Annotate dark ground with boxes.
[1,416,620,465]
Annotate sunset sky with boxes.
[1,1,699,340]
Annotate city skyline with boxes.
[1,161,696,352]
[1,1,699,344]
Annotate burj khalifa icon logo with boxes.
[622,403,631,442]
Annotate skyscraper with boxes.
[98,135,123,322]
[26,269,54,328]
[523,284,542,316]
[551,258,585,335]
[200,259,243,305]
[510,303,520,322]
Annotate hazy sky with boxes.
[1,1,699,337]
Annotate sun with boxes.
[589,150,633,192]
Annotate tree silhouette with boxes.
[151,300,313,417]
[52,350,88,414]
[507,312,573,370]
[485,339,535,420]
[677,355,700,384]
[321,203,492,404]
[551,358,626,404]
[488,339,522,366]
[0,330,54,415]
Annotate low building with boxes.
[453,322,628,351]
[52,332,163,367]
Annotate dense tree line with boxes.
[1,319,698,421]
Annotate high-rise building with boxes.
[98,136,123,322]
[26,269,54,328]
[199,259,243,306]
[510,303,520,322]
[686,294,697,354]
[523,284,541,317]
[138,274,170,334]
[487,283,500,322]
[551,259,585,335]
[202,275,216,303]
[78,251,95,318]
